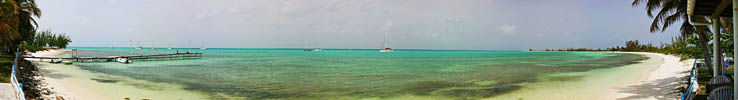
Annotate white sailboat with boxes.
[150,41,156,50]
[168,42,173,50]
[303,40,313,51]
[200,41,208,50]
[135,42,143,49]
[379,31,394,52]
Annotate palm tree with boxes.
[0,0,41,53]
[632,0,715,69]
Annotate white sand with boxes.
[28,50,210,100]
[483,52,691,100]
[612,52,691,100]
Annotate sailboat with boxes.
[303,40,313,51]
[303,40,322,51]
[135,42,143,49]
[200,41,208,50]
[379,31,394,52]
[168,42,173,50]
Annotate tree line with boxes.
[24,30,71,52]
[0,0,71,54]
[539,32,733,60]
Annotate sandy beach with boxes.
[486,52,691,100]
[613,52,691,100]
[27,50,209,100]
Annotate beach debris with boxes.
[55,95,65,100]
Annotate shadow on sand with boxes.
[615,71,688,100]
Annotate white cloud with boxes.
[495,24,517,34]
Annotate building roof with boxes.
[688,0,732,17]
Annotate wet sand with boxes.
[29,50,209,100]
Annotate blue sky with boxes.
[36,0,680,50]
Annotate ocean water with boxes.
[62,47,647,99]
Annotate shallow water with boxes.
[64,47,647,99]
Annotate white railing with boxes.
[10,49,26,100]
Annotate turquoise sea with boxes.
[62,47,647,99]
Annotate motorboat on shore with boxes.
[50,58,62,63]
[62,61,73,65]
[117,57,131,64]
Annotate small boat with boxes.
[116,58,131,64]
[62,61,73,65]
[50,58,62,63]
[200,48,207,50]
[168,48,173,50]
[313,48,322,51]
[151,48,156,50]
[136,47,143,49]
[304,49,313,51]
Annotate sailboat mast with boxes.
[382,31,389,48]
[129,40,133,55]
[303,40,308,49]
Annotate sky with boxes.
[36,0,680,50]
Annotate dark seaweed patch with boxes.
[90,78,118,83]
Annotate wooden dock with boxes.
[25,52,203,63]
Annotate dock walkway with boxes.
[24,52,203,63]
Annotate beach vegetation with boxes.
[631,0,726,69]
[24,29,71,52]
[0,55,13,82]
[0,0,41,54]
[540,36,706,60]
[0,0,50,98]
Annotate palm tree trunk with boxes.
[697,28,714,72]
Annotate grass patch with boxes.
[0,54,15,83]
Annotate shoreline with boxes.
[485,52,690,100]
[28,49,210,100]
